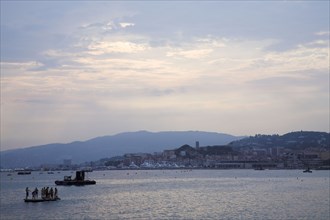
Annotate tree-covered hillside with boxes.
[228,131,329,150]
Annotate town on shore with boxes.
[1,131,329,172]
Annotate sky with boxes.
[1,1,329,151]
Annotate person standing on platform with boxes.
[25,187,29,199]
[50,187,54,199]
[34,187,39,199]
[54,187,58,198]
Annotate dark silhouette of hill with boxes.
[229,131,329,150]
[0,131,242,168]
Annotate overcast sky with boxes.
[1,1,329,150]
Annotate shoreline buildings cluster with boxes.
[2,132,329,172]
[107,142,329,170]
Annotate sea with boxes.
[0,169,329,220]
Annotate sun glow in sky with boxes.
[1,1,329,150]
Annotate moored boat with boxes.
[254,165,265,170]
[315,166,330,170]
[55,171,96,186]
[303,167,312,173]
[17,171,31,175]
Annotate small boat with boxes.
[55,171,96,186]
[303,167,312,173]
[17,171,31,175]
[24,197,60,203]
[254,166,264,170]
[315,166,330,170]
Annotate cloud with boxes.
[3,33,327,92]
[315,31,330,36]
[119,22,135,28]
[80,21,135,32]
[166,48,213,59]
[87,41,150,54]
[3,34,326,105]
[247,70,329,94]
[0,61,45,77]
[306,40,329,47]
[165,37,227,59]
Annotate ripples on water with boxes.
[1,170,329,219]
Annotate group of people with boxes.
[25,187,58,200]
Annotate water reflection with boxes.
[0,170,329,219]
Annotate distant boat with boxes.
[303,167,312,173]
[17,171,31,175]
[24,197,60,203]
[47,171,54,174]
[254,166,264,170]
[55,171,96,186]
[315,166,330,170]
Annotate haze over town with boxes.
[1,1,329,151]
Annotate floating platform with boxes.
[24,197,60,203]
[55,171,96,186]
[55,180,96,186]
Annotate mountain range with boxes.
[0,131,243,169]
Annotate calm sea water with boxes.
[0,169,329,220]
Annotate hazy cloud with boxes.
[315,31,330,36]
[1,1,329,150]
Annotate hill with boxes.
[229,131,329,150]
[0,131,242,168]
